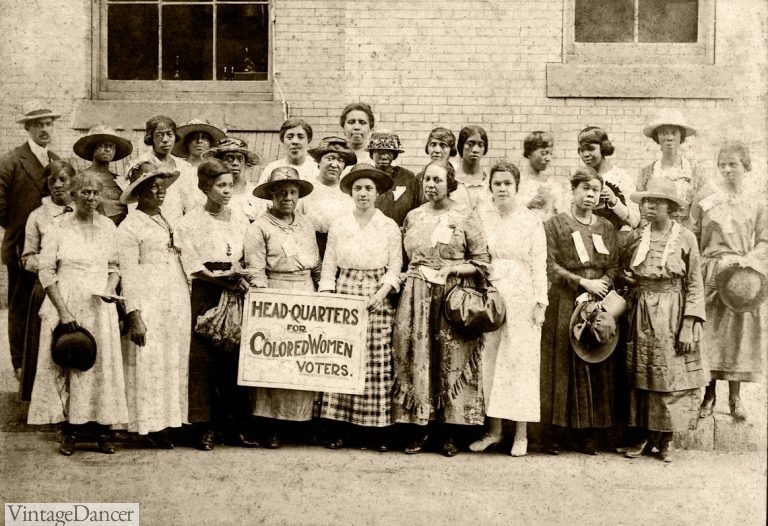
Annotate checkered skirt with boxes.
[319,268,395,427]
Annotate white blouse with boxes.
[301,178,355,233]
[319,209,403,292]
[177,206,250,271]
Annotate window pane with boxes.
[639,0,698,42]
[108,4,158,80]
[217,4,269,80]
[161,5,213,80]
[575,0,634,43]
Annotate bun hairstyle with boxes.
[143,115,179,146]
[523,131,554,158]
[423,159,458,194]
[339,102,375,129]
[578,126,615,157]
[197,158,231,193]
[423,127,458,157]
[457,125,489,156]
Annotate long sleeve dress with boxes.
[392,203,491,426]
[480,206,548,422]
[318,209,403,427]
[624,222,708,432]
[118,211,194,435]
[691,187,768,382]
[177,206,251,427]
[19,197,71,401]
[245,210,321,421]
[27,213,129,426]
[540,213,618,429]
[374,166,421,227]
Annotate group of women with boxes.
[18,104,766,463]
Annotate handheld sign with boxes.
[238,288,368,394]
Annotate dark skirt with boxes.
[540,275,614,429]
[20,279,46,401]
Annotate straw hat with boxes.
[308,136,357,165]
[716,265,768,313]
[630,177,688,209]
[339,163,393,195]
[366,131,405,153]
[569,291,626,364]
[52,324,97,371]
[17,101,61,124]
[172,119,226,158]
[642,109,697,142]
[119,162,180,204]
[73,125,133,162]
[201,137,261,166]
[252,166,313,200]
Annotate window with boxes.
[94,0,273,100]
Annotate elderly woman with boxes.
[622,177,707,462]
[178,159,253,451]
[202,137,264,222]
[259,118,318,184]
[392,160,490,457]
[172,119,226,168]
[577,127,639,231]
[302,136,357,256]
[73,125,133,226]
[451,125,493,213]
[638,109,706,229]
[692,142,768,422]
[470,161,547,457]
[27,172,128,456]
[133,115,203,221]
[245,166,321,449]
[416,127,458,205]
[318,164,401,451]
[340,102,375,169]
[367,131,420,227]
[540,167,618,455]
[517,131,568,220]
[19,161,74,402]
[117,161,192,448]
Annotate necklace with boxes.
[570,205,592,226]
[206,207,226,216]
[650,222,672,242]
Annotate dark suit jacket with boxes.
[0,142,59,265]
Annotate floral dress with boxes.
[392,203,490,426]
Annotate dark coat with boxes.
[0,142,59,265]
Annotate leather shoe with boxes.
[266,433,282,449]
[544,442,561,455]
[699,396,716,418]
[325,437,345,450]
[230,432,260,448]
[376,442,389,453]
[147,431,174,449]
[623,439,650,459]
[198,430,215,451]
[59,434,77,456]
[441,437,460,457]
[97,435,116,455]
[730,398,747,421]
[404,434,429,455]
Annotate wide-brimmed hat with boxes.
[630,177,688,209]
[172,119,227,158]
[569,291,626,364]
[643,109,697,142]
[73,125,133,162]
[339,163,393,195]
[366,131,405,153]
[253,166,314,200]
[119,161,180,204]
[201,137,261,166]
[17,101,61,124]
[52,324,97,371]
[308,136,358,165]
[716,265,768,313]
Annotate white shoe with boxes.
[469,433,502,452]
[510,437,528,457]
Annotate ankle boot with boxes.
[699,383,716,418]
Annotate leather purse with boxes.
[444,271,506,333]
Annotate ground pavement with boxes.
[1,310,766,525]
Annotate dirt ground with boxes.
[1,310,766,526]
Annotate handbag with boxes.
[443,270,506,333]
[194,289,244,352]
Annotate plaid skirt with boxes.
[319,268,395,427]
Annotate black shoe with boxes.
[404,434,429,455]
[147,431,174,450]
[198,429,215,451]
[227,432,260,448]
[375,440,390,453]
[97,435,116,455]
[266,433,282,449]
[441,437,459,457]
[544,442,561,455]
[59,433,77,456]
[325,436,345,450]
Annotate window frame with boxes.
[92,0,274,101]
[563,0,715,65]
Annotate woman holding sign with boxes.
[392,159,491,457]
[318,164,402,451]
[245,166,322,449]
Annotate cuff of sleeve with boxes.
[249,276,268,288]
[381,275,401,294]
[38,274,57,289]
[318,278,336,292]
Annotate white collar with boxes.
[28,139,49,163]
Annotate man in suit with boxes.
[0,103,61,379]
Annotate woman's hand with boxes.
[127,311,147,347]
[677,316,702,355]
[435,265,456,282]
[580,278,609,298]
[57,308,77,331]
[600,185,618,207]
[228,277,250,294]
[367,289,389,313]
[99,288,120,303]
[532,302,546,326]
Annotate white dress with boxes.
[301,179,354,234]
[480,205,548,422]
[28,213,129,426]
[118,211,194,434]
[128,152,205,222]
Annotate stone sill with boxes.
[546,64,735,99]
[73,100,285,132]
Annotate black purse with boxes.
[444,271,506,333]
